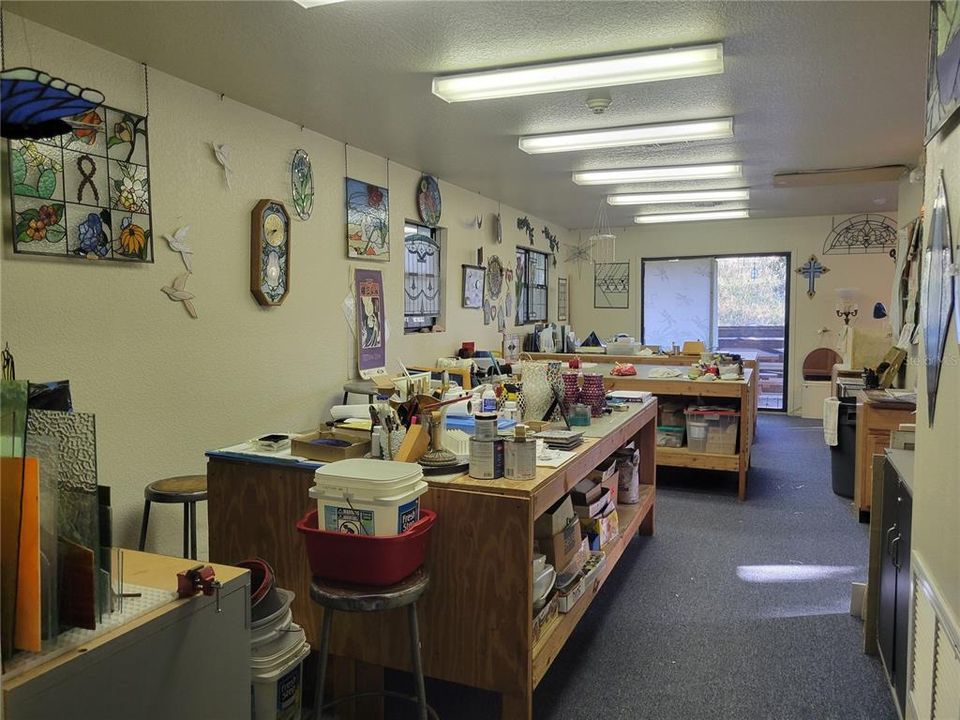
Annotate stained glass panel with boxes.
[8,104,152,263]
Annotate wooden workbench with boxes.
[2,551,250,720]
[602,365,753,499]
[528,350,760,435]
[207,399,657,720]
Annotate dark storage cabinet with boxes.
[878,456,912,714]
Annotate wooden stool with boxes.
[137,475,207,560]
[309,567,436,720]
[341,378,379,405]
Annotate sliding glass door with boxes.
[641,253,790,411]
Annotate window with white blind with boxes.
[404,223,443,332]
[516,247,548,324]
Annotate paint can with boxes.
[474,413,499,441]
[504,425,536,480]
[469,437,504,479]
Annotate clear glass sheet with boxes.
[26,434,59,641]
[26,411,100,630]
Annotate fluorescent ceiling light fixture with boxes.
[574,163,742,185]
[608,188,750,206]
[432,43,723,102]
[634,209,749,224]
[294,0,344,7]
[519,117,732,154]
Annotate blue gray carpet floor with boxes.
[381,414,896,719]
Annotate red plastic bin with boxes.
[296,508,436,587]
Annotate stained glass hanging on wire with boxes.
[291,149,314,220]
[8,103,153,263]
[822,214,898,255]
[1,67,104,141]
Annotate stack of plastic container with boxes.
[250,586,310,720]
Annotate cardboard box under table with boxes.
[534,495,583,571]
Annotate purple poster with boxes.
[355,268,386,375]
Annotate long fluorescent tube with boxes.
[608,189,750,205]
[573,163,742,186]
[432,43,723,103]
[519,117,733,154]
[634,210,749,224]
[294,0,344,6]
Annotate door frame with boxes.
[640,251,792,412]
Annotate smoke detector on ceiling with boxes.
[586,91,612,115]
[909,167,925,184]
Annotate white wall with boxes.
[568,215,897,413]
[0,15,571,557]
[912,124,960,629]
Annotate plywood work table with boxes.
[2,551,250,720]
[574,363,755,499]
[529,350,760,434]
[207,399,658,720]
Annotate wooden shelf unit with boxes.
[532,487,653,686]
[207,398,658,720]
[601,366,755,499]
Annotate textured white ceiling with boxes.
[5,0,929,229]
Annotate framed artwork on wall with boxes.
[462,264,485,308]
[594,262,629,309]
[557,276,569,321]
[8,104,153,262]
[925,0,960,143]
[346,177,389,261]
[922,172,954,425]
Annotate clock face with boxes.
[251,200,290,306]
[263,211,286,247]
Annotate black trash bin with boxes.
[830,397,857,498]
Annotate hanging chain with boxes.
[343,142,348,177]
[142,62,150,116]
[385,157,390,189]
[1,10,6,71]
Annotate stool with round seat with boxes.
[310,567,436,720]
[137,474,207,560]
[341,378,379,405]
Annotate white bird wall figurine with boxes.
[161,272,198,318]
[163,226,193,272]
[212,143,234,189]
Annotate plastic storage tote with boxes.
[656,425,685,447]
[685,408,739,454]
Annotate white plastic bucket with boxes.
[251,623,310,720]
[251,607,292,651]
[311,459,427,535]
[309,481,427,536]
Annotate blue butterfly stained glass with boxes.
[1,67,104,141]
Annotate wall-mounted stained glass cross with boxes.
[796,254,830,297]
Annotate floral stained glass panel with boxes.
[346,177,389,261]
[7,103,153,263]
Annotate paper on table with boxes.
[536,449,578,468]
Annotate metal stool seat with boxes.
[309,567,437,720]
[137,474,207,560]
[341,378,379,405]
